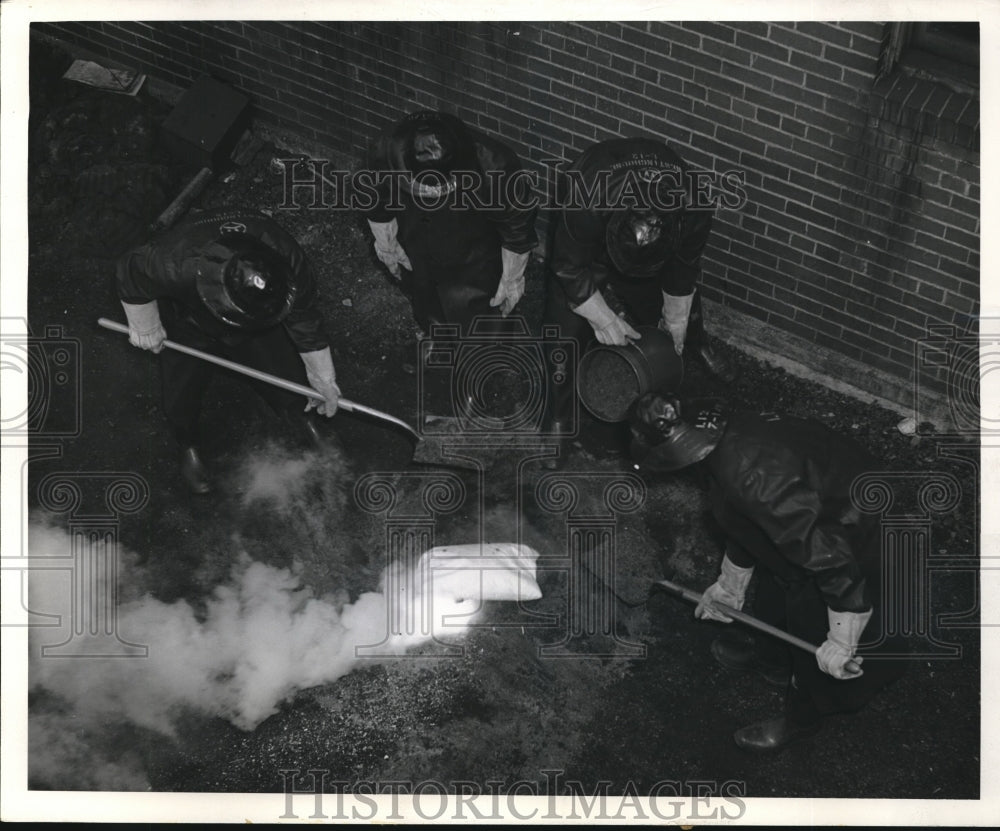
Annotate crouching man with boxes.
[629,393,909,752]
[115,210,341,494]
[361,109,538,334]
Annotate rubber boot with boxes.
[733,715,822,753]
[179,446,211,495]
[540,418,571,471]
[686,292,739,384]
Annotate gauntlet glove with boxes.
[573,291,640,346]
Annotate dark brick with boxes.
[834,21,886,42]
[645,50,697,80]
[771,78,827,111]
[823,43,878,76]
[796,22,854,49]
[768,24,824,56]
[682,21,736,43]
[670,42,723,73]
[913,232,972,267]
[942,224,979,252]
[735,30,791,63]
[754,107,781,128]
[651,22,703,49]
[750,54,806,87]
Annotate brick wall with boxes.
[35,20,980,403]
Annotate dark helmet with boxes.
[196,233,298,329]
[606,207,683,278]
[390,111,474,196]
[628,392,727,472]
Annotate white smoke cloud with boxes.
[25,448,542,790]
[27,522,538,738]
[29,535,458,735]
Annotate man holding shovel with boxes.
[115,209,341,494]
[629,393,909,753]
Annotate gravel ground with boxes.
[22,38,982,810]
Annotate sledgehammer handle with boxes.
[654,578,862,673]
[97,317,418,438]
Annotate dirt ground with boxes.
[21,38,981,806]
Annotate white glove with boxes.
[695,555,755,623]
[490,248,529,316]
[572,291,640,346]
[122,301,167,353]
[367,219,412,279]
[659,291,694,355]
[816,607,872,679]
[300,347,341,417]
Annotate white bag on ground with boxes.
[393,543,543,605]
[423,543,542,603]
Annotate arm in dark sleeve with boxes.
[283,276,329,352]
[254,221,330,353]
[356,132,398,224]
[116,242,164,304]
[474,137,538,254]
[550,211,612,306]
[726,459,872,613]
[661,209,713,296]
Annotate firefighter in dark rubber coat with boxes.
[630,393,909,753]
[116,210,340,494]
[362,110,538,334]
[543,138,737,448]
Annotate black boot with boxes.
[693,341,739,385]
[540,418,571,470]
[685,290,739,384]
[179,446,211,495]
[733,715,822,753]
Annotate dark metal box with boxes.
[161,75,251,170]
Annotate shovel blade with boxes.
[411,437,481,472]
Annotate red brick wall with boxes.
[35,20,980,398]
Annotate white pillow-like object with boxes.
[416,543,543,604]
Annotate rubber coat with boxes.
[116,210,328,352]
[552,137,714,307]
[363,117,537,259]
[704,411,879,615]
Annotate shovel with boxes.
[97,318,478,471]
[653,577,862,674]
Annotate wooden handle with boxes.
[98,317,419,440]
[655,578,863,674]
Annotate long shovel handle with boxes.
[654,578,862,674]
[97,317,419,440]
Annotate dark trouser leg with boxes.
[158,314,217,493]
[159,318,215,447]
[433,247,503,337]
[406,260,448,333]
[222,327,325,449]
[749,567,794,670]
[541,274,593,431]
[604,275,664,327]
[685,288,707,347]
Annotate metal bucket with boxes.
[577,326,684,422]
